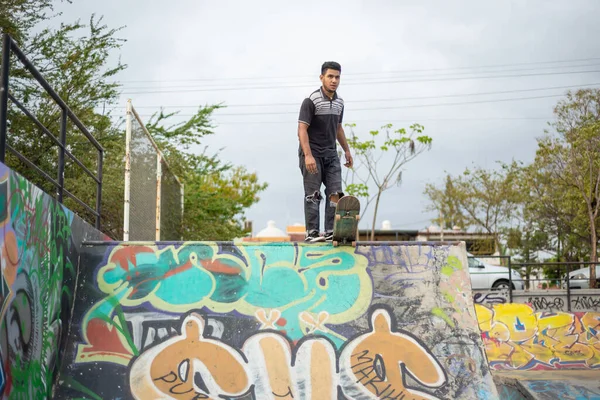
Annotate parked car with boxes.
[562,265,600,289]
[467,253,524,290]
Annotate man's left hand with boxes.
[344,151,353,168]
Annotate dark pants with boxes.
[299,151,343,234]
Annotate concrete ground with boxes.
[493,370,600,400]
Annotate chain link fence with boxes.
[124,100,183,241]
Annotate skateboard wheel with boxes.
[333,241,338,246]
[352,241,356,247]
[355,215,360,221]
[335,214,341,221]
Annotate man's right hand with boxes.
[305,155,318,174]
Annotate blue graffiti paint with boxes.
[0,355,5,394]
[94,243,372,346]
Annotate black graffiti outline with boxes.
[473,292,507,305]
[571,296,600,310]
[126,304,448,400]
[527,296,565,311]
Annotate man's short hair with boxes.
[321,61,341,75]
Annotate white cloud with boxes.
[56,0,600,232]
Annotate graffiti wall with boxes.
[476,303,600,371]
[0,162,106,399]
[55,241,498,399]
[473,289,600,313]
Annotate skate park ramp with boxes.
[53,240,498,399]
[0,161,499,399]
[476,302,600,400]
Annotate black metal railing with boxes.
[511,261,599,312]
[467,254,599,311]
[0,33,103,229]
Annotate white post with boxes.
[156,154,162,241]
[123,99,132,241]
[180,183,185,240]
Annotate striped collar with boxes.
[320,87,338,101]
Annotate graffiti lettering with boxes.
[499,385,528,400]
[571,296,600,311]
[0,165,81,398]
[63,234,497,398]
[123,312,225,351]
[525,380,600,399]
[527,296,565,312]
[129,307,447,400]
[76,242,372,359]
[444,354,477,379]
[473,292,507,305]
[0,156,500,399]
[476,303,600,370]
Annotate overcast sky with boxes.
[56,0,600,235]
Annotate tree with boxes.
[342,123,432,240]
[0,0,56,44]
[533,89,600,288]
[506,226,549,289]
[2,9,267,241]
[146,108,268,240]
[424,174,470,231]
[3,15,128,237]
[424,161,522,253]
[519,162,590,262]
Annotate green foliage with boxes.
[343,122,432,240]
[0,0,57,44]
[345,183,369,198]
[145,108,268,240]
[507,226,550,289]
[3,15,128,237]
[424,161,522,253]
[2,6,267,240]
[424,88,600,288]
[533,89,600,286]
[517,162,588,261]
[538,256,566,288]
[424,174,469,230]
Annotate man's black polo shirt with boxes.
[298,87,344,158]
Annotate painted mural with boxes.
[55,241,499,399]
[129,307,447,400]
[0,162,105,399]
[476,303,600,370]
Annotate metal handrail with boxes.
[8,92,101,185]
[0,33,103,229]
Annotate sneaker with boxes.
[305,231,325,243]
[324,232,333,241]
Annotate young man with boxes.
[297,61,353,243]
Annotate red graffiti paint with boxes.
[164,260,193,278]
[200,259,241,275]
[79,319,132,359]
[110,246,154,271]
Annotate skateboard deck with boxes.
[332,195,360,246]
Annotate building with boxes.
[243,220,496,255]
[242,220,290,242]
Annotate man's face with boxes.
[320,69,340,93]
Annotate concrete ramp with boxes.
[54,241,498,399]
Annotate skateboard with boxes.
[332,195,361,247]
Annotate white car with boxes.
[467,253,524,290]
[562,265,600,289]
